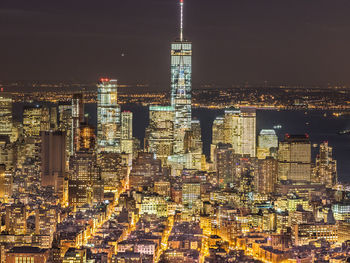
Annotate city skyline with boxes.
[1,0,350,87]
[0,1,350,262]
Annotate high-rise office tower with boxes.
[183,119,203,170]
[212,116,225,145]
[41,131,66,199]
[278,134,311,182]
[121,111,132,140]
[69,152,102,207]
[237,108,256,157]
[211,116,225,161]
[313,141,337,188]
[0,94,13,138]
[76,123,96,152]
[97,78,121,153]
[69,125,102,207]
[50,106,58,130]
[214,143,235,189]
[257,129,278,159]
[256,157,278,194]
[224,107,256,157]
[121,111,133,154]
[59,105,73,156]
[171,0,192,154]
[185,119,202,152]
[23,106,42,137]
[72,94,84,154]
[41,106,50,132]
[146,106,174,165]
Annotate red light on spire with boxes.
[180,0,183,3]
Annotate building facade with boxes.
[278,134,311,182]
[224,108,256,157]
[97,79,121,153]
[0,94,13,138]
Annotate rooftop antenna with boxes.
[180,0,184,41]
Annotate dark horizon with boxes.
[1,0,350,88]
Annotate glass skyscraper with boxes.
[224,107,256,157]
[171,0,192,154]
[146,106,174,165]
[97,79,121,153]
[257,129,278,159]
[0,94,12,138]
[121,111,133,154]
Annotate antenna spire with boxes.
[180,0,184,41]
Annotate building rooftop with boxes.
[8,246,47,254]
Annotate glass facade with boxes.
[171,42,192,154]
[146,106,174,165]
[0,94,12,137]
[224,108,256,157]
[97,79,121,153]
[121,111,133,154]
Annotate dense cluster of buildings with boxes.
[0,0,350,263]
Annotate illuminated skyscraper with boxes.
[76,123,96,152]
[278,134,311,182]
[121,111,133,154]
[146,106,174,165]
[214,143,235,189]
[23,106,42,137]
[72,93,85,154]
[313,141,337,188]
[183,119,203,169]
[224,107,256,157]
[50,106,58,130]
[171,0,192,154]
[211,116,225,161]
[69,125,102,206]
[97,78,121,153]
[69,157,103,207]
[185,119,202,153]
[59,105,73,156]
[212,116,225,145]
[41,106,50,132]
[257,129,278,159]
[0,94,13,138]
[256,157,278,194]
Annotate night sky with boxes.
[1,0,350,88]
